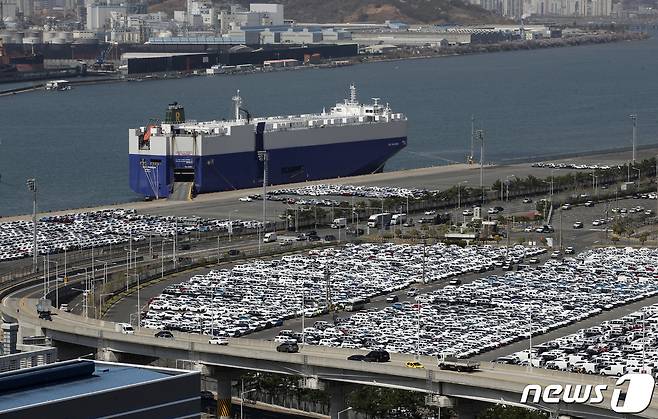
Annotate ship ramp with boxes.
[169,182,193,201]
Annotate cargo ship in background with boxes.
[0,40,44,74]
[128,85,407,199]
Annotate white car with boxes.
[208,337,229,345]
[239,197,252,202]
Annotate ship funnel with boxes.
[165,102,185,124]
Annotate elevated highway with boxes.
[2,282,655,419]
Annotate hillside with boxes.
[148,0,503,25]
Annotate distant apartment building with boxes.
[87,3,128,30]
[471,0,612,17]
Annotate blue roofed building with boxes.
[0,359,200,419]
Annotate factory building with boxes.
[351,30,472,46]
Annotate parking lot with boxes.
[0,208,262,262]
[272,247,657,358]
[504,298,658,380]
[137,243,658,359]
[141,243,538,338]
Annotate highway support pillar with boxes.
[216,375,232,419]
[327,381,348,419]
[454,399,490,419]
[203,366,239,419]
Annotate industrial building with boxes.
[0,359,200,418]
[0,323,56,373]
[123,51,214,74]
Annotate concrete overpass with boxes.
[2,286,655,419]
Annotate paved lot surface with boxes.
[3,146,656,223]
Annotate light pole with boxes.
[338,407,353,419]
[457,181,468,209]
[505,175,515,202]
[300,276,306,345]
[630,113,637,164]
[45,259,59,308]
[475,130,485,204]
[124,247,138,293]
[70,266,90,318]
[416,296,421,361]
[257,150,268,236]
[240,388,257,419]
[26,178,37,273]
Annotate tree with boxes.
[478,405,549,419]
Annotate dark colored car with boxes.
[324,235,337,241]
[276,342,299,353]
[180,243,191,250]
[308,235,321,242]
[155,330,174,339]
[364,349,390,362]
[348,354,366,361]
[227,249,240,256]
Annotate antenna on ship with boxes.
[349,84,357,105]
[232,89,242,121]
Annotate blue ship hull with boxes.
[129,137,407,198]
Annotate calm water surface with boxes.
[1,36,658,216]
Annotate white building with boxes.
[249,3,284,25]
[87,3,128,30]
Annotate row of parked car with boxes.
[142,243,536,337]
[270,247,658,358]
[264,184,434,199]
[0,208,261,262]
[501,302,658,380]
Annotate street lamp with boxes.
[505,175,516,202]
[45,258,59,308]
[457,181,468,209]
[630,114,637,164]
[257,150,268,238]
[26,178,37,273]
[475,130,485,203]
[338,407,353,419]
[240,388,257,419]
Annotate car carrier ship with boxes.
[128,85,407,199]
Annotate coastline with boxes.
[2,143,656,222]
[0,31,647,97]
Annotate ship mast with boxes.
[349,84,357,105]
[232,90,242,121]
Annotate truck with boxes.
[331,218,347,229]
[390,213,407,225]
[263,232,277,243]
[437,355,480,372]
[115,323,135,334]
[36,298,52,321]
[367,213,392,229]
